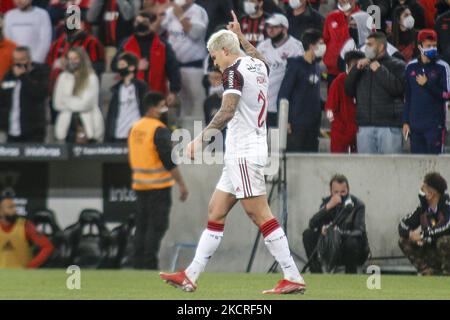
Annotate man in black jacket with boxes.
[303,174,369,273]
[105,52,148,143]
[0,46,49,143]
[278,29,325,152]
[398,172,450,275]
[345,32,406,154]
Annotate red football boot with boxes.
[262,279,306,294]
[159,271,197,292]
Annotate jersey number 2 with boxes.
[257,90,267,128]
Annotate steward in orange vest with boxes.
[0,192,54,269]
[128,91,188,269]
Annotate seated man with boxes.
[398,172,450,275]
[303,174,369,273]
[0,190,54,269]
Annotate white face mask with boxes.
[174,0,186,6]
[338,2,352,12]
[243,1,257,16]
[365,45,377,60]
[289,0,302,10]
[402,15,415,30]
[160,106,169,114]
[314,43,326,58]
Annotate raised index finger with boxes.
[231,10,238,23]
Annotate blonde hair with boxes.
[66,47,94,97]
[207,30,240,55]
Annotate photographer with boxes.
[0,46,49,143]
[303,174,369,273]
[398,172,450,275]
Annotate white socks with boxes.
[185,219,304,285]
[261,218,304,284]
[185,221,224,283]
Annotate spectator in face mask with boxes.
[402,29,450,154]
[0,46,49,143]
[388,6,419,63]
[278,29,325,152]
[3,0,52,63]
[391,0,426,30]
[113,11,181,109]
[323,0,360,87]
[160,0,209,120]
[325,50,365,153]
[399,172,450,275]
[257,13,304,128]
[302,174,369,274]
[53,47,104,143]
[105,52,149,143]
[0,189,54,269]
[286,0,324,42]
[46,14,105,96]
[345,32,406,154]
[239,0,269,47]
[340,12,405,71]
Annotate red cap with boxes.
[417,29,437,43]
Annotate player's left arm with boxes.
[227,10,267,65]
[202,93,240,137]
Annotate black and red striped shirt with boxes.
[46,31,105,92]
[240,13,269,47]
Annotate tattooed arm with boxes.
[227,10,267,64]
[202,93,240,138]
[186,93,239,159]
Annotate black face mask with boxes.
[270,32,285,45]
[134,23,150,34]
[118,67,131,78]
[4,215,18,224]
[349,28,359,45]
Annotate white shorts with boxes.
[216,157,266,199]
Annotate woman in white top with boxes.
[53,47,104,143]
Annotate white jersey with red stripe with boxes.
[222,56,269,163]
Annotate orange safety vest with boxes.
[0,218,32,269]
[128,117,175,190]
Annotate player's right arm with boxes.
[186,64,243,159]
[227,10,267,65]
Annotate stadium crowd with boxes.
[0,0,449,153]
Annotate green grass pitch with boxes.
[0,270,449,300]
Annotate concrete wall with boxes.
[46,154,450,272]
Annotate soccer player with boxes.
[160,11,306,295]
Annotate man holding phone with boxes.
[402,29,450,154]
